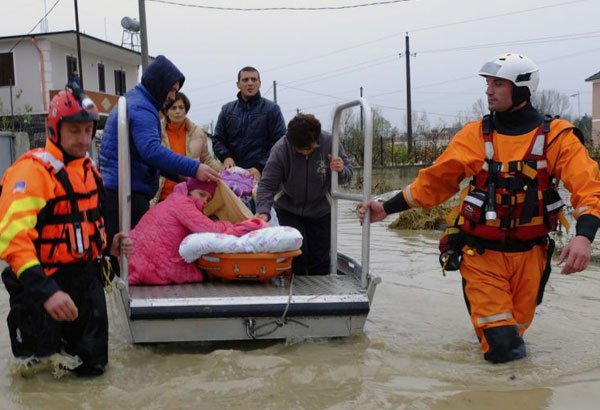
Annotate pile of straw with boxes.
[388,203,455,231]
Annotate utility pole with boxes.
[273,80,278,104]
[400,33,415,156]
[74,0,84,88]
[360,86,364,133]
[138,0,150,71]
[391,131,395,166]
[570,91,581,118]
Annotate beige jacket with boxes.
[151,117,223,205]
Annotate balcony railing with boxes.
[49,89,119,115]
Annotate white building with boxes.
[0,30,143,136]
[585,70,600,147]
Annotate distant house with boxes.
[0,30,144,144]
[433,126,461,142]
[585,70,600,147]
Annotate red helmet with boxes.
[47,86,99,144]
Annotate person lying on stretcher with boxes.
[128,178,267,285]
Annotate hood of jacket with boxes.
[141,55,185,109]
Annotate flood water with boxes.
[2,194,600,409]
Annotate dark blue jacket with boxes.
[99,55,198,197]
[212,91,286,172]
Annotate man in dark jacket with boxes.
[100,55,220,235]
[212,66,286,181]
[255,114,352,275]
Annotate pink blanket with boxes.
[128,185,267,285]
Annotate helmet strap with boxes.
[48,121,61,145]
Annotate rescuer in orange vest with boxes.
[0,84,132,376]
[359,53,600,363]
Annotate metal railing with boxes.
[330,98,373,289]
[117,96,131,289]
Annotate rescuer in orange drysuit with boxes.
[359,53,600,363]
[0,84,132,376]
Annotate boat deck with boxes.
[119,254,378,343]
[129,272,370,321]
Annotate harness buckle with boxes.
[499,193,517,207]
[499,216,517,230]
[508,161,522,174]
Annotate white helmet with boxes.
[479,53,539,95]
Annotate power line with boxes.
[232,46,599,121]
[262,85,273,100]
[537,46,600,63]
[278,84,348,101]
[286,56,400,87]
[146,0,409,11]
[369,89,482,98]
[281,31,600,88]
[371,103,461,119]
[194,47,599,126]
[412,75,477,90]
[277,85,462,119]
[411,0,587,33]
[192,84,275,110]
[366,45,600,98]
[282,101,340,115]
[8,0,62,53]
[186,0,587,91]
[418,31,600,54]
[283,54,398,85]
[185,52,399,93]
[193,97,232,110]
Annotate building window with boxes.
[114,69,126,96]
[98,63,105,92]
[66,56,78,84]
[0,53,15,86]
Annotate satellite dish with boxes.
[121,17,140,32]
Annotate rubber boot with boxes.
[483,325,526,363]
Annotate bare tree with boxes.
[471,97,486,118]
[531,89,570,116]
[403,111,432,138]
[335,108,363,165]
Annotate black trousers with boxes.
[105,189,150,238]
[2,261,108,375]
[105,189,150,276]
[275,208,331,275]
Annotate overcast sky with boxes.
[2,0,599,131]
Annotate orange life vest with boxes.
[455,116,566,242]
[26,149,107,275]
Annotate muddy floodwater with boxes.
[1,196,600,410]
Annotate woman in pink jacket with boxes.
[128,178,266,285]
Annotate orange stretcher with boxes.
[197,249,302,282]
